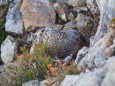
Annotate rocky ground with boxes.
[0,0,115,86]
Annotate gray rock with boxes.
[56,0,67,3]
[5,0,24,35]
[61,66,107,86]
[77,0,115,69]
[65,13,91,29]
[0,0,8,6]
[1,36,18,64]
[75,13,91,28]
[63,54,73,62]
[31,24,87,59]
[40,80,48,86]
[61,56,115,86]
[73,7,88,13]
[101,57,115,86]
[75,47,88,64]
[67,0,86,7]
[68,12,74,21]
[22,80,39,86]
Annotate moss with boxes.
[110,18,115,29]
[0,20,4,26]
[0,2,11,10]
[111,18,115,24]
[0,29,6,46]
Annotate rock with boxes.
[54,2,70,22]
[40,78,60,86]
[104,29,115,47]
[63,54,73,62]
[86,0,99,14]
[65,13,91,29]
[20,0,56,30]
[22,80,39,86]
[101,57,115,86]
[61,66,107,86]
[75,47,88,64]
[31,24,87,59]
[104,48,113,57]
[77,0,115,69]
[67,0,86,7]
[0,0,8,6]
[68,12,74,21]
[40,80,48,86]
[61,56,115,86]
[1,36,18,64]
[5,0,24,35]
[73,7,88,13]
[56,0,67,3]
[74,13,91,28]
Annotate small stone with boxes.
[68,12,74,21]
[104,29,115,47]
[73,7,88,13]
[104,48,113,57]
[1,36,18,64]
[54,2,70,22]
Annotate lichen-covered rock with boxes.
[31,25,87,59]
[5,0,24,35]
[20,0,56,30]
[77,0,115,69]
[1,36,18,64]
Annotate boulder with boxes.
[61,67,107,86]
[61,56,115,86]
[20,0,56,30]
[77,0,115,69]
[101,57,115,86]
[1,36,18,64]
[5,0,24,35]
[31,25,87,59]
